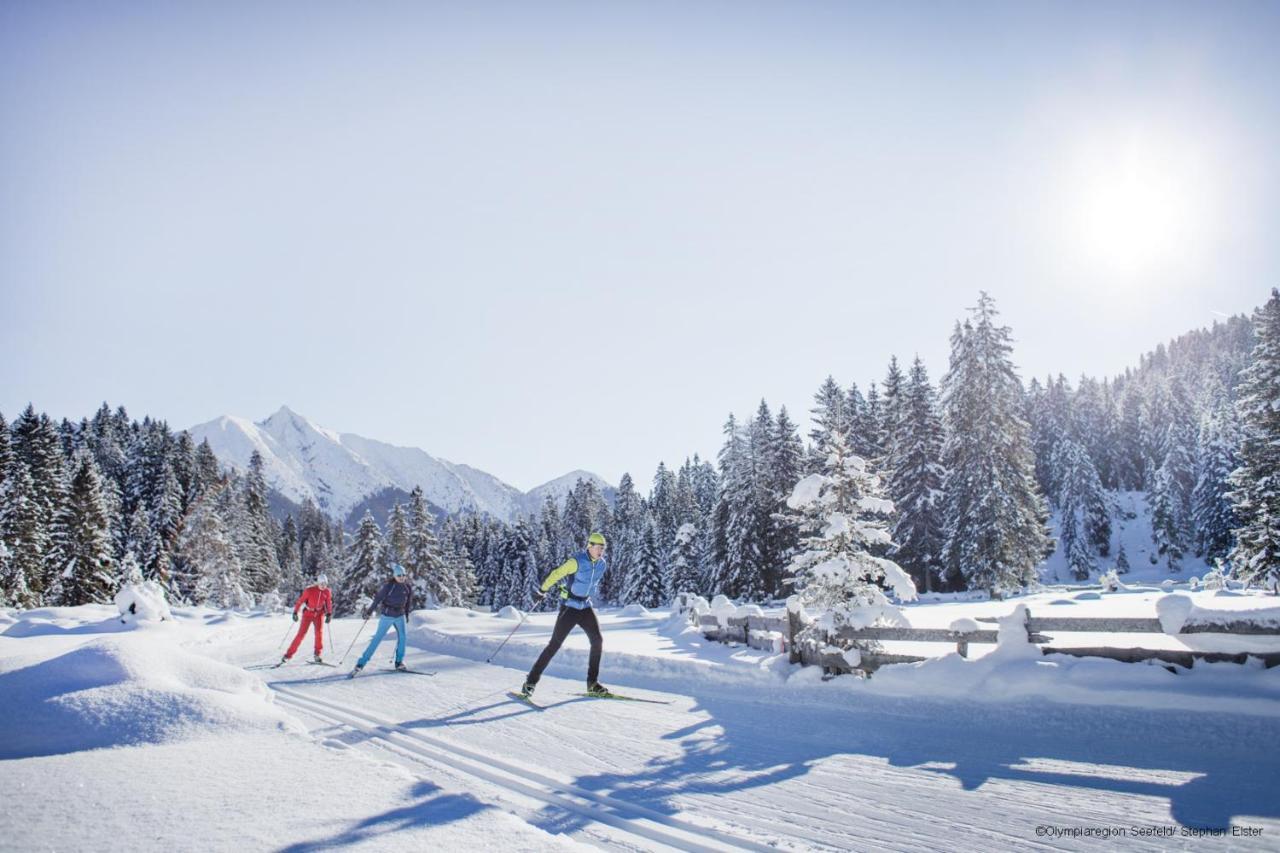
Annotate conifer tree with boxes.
[384,502,409,567]
[175,492,248,607]
[783,429,916,629]
[278,515,304,596]
[605,473,644,603]
[885,357,946,593]
[808,377,847,472]
[1228,289,1280,590]
[403,486,451,605]
[939,294,1051,594]
[338,511,385,615]
[239,451,281,594]
[0,461,41,608]
[668,522,701,598]
[1192,407,1238,564]
[54,451,118,605]
[1052,438,1109,580]
[625,516,667,607]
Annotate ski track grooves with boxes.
[271,685,777,853]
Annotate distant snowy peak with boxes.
[187,407,613,524]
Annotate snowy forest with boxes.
[2,291,1278,613]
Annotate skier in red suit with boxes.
[282,574,334,664]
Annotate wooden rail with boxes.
[693,607,1280,676]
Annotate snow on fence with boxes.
[686,597,1280,677]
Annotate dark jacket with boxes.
[370,579,414,618]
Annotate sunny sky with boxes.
[2,1,1277,493]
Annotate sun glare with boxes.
[1068,132,1209,279]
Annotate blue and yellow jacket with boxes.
[540,550,608,610]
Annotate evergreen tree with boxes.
[0,461,41,608]
[495,518,540,610]
[1228,289,1280,590]
[403,486,451,606]
[1192,407,1238,564]
[808,377,847,471]
[880,356,906,469]
[338,511,385,615]
[384,502,409,567]
[668,522,701,598]
[11,407,67,598]
[1149,388,1197,573]
[783,429,916,629]
[625,516,667,607]
[712,414,762,599]
[238,451,281,594]
[604,473,644,604]
[939,294,1051,594]
[176,493,250,608]
[53,451,118,605]
[278,515,304,596]
[1052,438,1109,580]
[885,356,946,593]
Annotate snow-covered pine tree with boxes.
[713,414,763,599]
[10,406,67,599]
[885,356,946,593]
[782,429,916,635]
[626,516,667,608]
[1051,438,1108,580]
[403,485,450,606]
[338,511,385,615]
[605,473,644,604]
[668,522,701,598]
[277,515,304,596]
[1192,405,1238,564]
[765,407,805,596]
[239,451,281,594]
[1228,288,1280,591]
[808,377,847,472]
[860,383,885,463]
[649,462,679,556]
[1149,387,1197,573]
[880,356,906,469]
[146,455,183,588]
[939,294,1051,594]
[175,492,248,608]
[384,502,409,568]
[0,459,41,608]
[53,451,118,605]
[495,518,540,610]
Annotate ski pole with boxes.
[339,614,371,666]
[277,612,298,650]
[485,593,548,664]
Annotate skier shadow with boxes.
[404,696,584,729]
[276,780,492,851]
[534,689,1280,837]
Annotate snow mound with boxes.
[0,637,302,759]
[495,606,524,621]
[1157,594,1195,634]
[949,618,981,633]
[115,581,172,623]
[619,604,650,617]
[734,604,764,618]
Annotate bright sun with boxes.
[1069,132,1207,278]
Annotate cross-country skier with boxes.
[282,574,333,664]
[518,532,610,699]
[351,563,414,675]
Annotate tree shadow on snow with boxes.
[276,780,492,851]
[533,688,1279,839]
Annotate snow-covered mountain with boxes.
[187,406,613,524]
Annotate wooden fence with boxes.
[693,606,1280,676]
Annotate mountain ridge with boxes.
[188,406,615,524]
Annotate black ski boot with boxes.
[586,681,610,697]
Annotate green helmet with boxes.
[587,532,607,547]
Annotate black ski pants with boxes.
[526,604,602,685]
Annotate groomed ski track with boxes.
[271,684,774,852]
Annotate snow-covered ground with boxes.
[3,592,1279,851]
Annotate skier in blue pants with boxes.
[352,563,414,675]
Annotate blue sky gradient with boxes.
[3,1,1277,491]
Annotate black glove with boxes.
[362,608,371,619]
[325,614,331,624]
[292,612,299,622]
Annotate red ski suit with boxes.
[286,585,334,658]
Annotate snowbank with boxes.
[115,580,172,623]
[0,634,302,759]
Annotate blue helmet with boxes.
[390,562,406,577]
